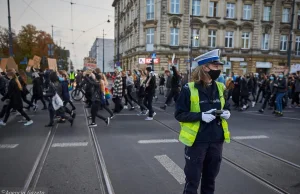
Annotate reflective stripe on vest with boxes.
[69,72,75,80]
[179,82,230,146]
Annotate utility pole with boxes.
[103,29,105,73]
[7,0,13,57]
[117,3,120,64]
[51,25,54,58]
[287,0,296,72]
[189,1,194,79]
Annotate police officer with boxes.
[175,49,231,194]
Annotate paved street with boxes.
[0,95,300,194]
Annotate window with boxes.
[242,32,250,49]
[243,5,252,20]
[261,34,270,50]
[146,28,155,44]
[192,0,201,16]
[225,31,234,48]
[171,0,180,14]
[170,28,179,46]
[298,10,300,29]
[295,36,300,55]
[192,29,200,47]
[282,8,290,23]
[280,35,288,51]
[263,6,271,21]
[208,2,218,17]
[208,30,216,48]
[226,3,235,18]
[146,0,154,20]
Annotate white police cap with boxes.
[194,49,224,66]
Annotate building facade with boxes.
[89,38,115,72]
[112,0,300,75]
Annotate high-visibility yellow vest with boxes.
[69,72,75,80]
[179,82,230,146]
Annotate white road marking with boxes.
[155,155,185,184]
[51,142,88,147]
[138,139,179,144]
[0,144,19,149]
[232,135,269,140]
[243,112,300,121]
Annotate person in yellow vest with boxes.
[175,49,231,194]
[69,70,75,86]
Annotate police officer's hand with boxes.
[220,110,231,120]
[202,109,216,123]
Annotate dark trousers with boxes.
[91,101,106,123]
[64,100,75,110]
[21,93,33,107]
[143,93,154,117]
[124,94,133,107]
[31,95,47,108]
[292,92,300,105]
[102,104,113,117]
[165,88,180,105]
[3,104,31,123]
[113,96,123,113]
[240,95,251,107]
[256,88,265,103]
[261,93,271,110]
[48,105,72,125]
[183,142,223,194]
[0,104,8,118]
[126,86,136,106]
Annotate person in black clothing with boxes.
[256,73,267,103]
[83,72,93,108]
[132,70,148,115]
[18,70,34,109]
[44,72,73,127]
[232,74,241,108]
[160,66,181,110]
[87,73,110,127]
[159,73,165,95]
[144,67,156,120]
[31,72,47,111]
[248,73,256,107]
[0,71,33,126]
[60,74,76,122]
[239,74,251,111]
[259,74,276,113]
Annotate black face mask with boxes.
[246,76,250,79]
[208,69,221,80]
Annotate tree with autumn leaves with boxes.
[0,24,69,71]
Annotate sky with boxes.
[0,0,115,70]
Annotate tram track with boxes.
[83,104,115,194]
[152,106,300,194]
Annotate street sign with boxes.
[145,58,159,64]
[151,52,156,59]
[138,58,145,64]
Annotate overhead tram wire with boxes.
[21,0,51,25]
[60,0,113,12]
[73,21,107,43]
[13,0,35,27]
